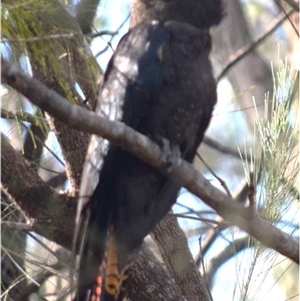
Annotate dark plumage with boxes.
[77,2,223,300]
[130,0,224,28]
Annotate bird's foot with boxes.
[152,135,181,173]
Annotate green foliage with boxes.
[254,59,299,222]
[235,59,299,301]
[1,0,102,155]
[1,0,101,105]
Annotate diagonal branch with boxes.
[205,236,256,288]
[152,214,211,301]
[1,58,299,264]
[283,0,299,11]
[1,133,76,248]
[217,7,296,81]
[75,0,101,35]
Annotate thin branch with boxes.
[90,30,121,38]
[197,153,232,197]
[248,172,255,208]
[2,58,299,263]
[205,236,255,288]
[171,213,226,225]
[1,109,65,166]
[196,179,250,266]
[283,0,300,11]
[176,202,217,216]
[1,109,47,125]
[1,33,76,43]
[217,8,296,81]
[203,136,251,161]
[1,133,76,249]
[275,0,299,35]
[16,118,65,168]
[75,0,101,35]
[95,15,130,58]
[1,221,33,231]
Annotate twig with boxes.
[170,213,227,225]
[1,109,47,125]
[248,172,255,208]
[1,221,32,231]
[283,0,300,12]
[75,0,101,35]
[197,153,232,197]
[95,14,130,58]
[176,203,217,216]
[203,136,252,162]
[1,33,76,44]
[275,0,299,36]
[196,180,250,265]
[1,109,66,169]
[205,236,255,288]
[1,248,40,287]
[217,8,296,81]
[20,119,66,168]
[90,30,120,38]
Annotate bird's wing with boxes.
[107,20,170,129]
[75,21,171,301]
[77,20,170,215]
[75,20,170,235]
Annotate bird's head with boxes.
[130,0,225,29]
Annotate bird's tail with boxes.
[76,184,111,301]
[95,228,132,301]
[76,220,108,301]
[77,226,132,301]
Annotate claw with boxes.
[152,135,181,173]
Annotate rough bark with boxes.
[152,214,211,301]
[6,0,102,193]
[126,244,187,301]
[1,133,76,248]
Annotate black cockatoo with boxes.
[76,1,224,300]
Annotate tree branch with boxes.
[151,214,211,301]
[1,133,76,249]
[206,236,255,288]
[283,0,299,12]
[1,108,47,126]
[126,243,187,301]
[217,7,296,81]
[6,0,102,193]
[2,58,298,264]
[212,0,274,130]
[203,136,250,161]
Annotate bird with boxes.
[76,2,224,300]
